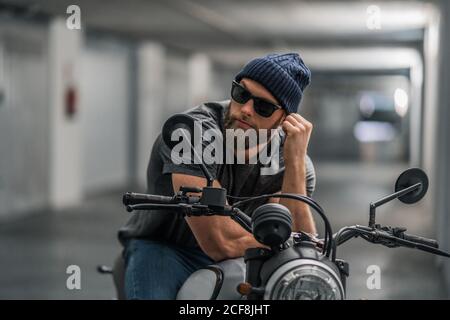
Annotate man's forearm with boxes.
[279,160,317,234]
[173,174,265,262]
[186,215,266,261]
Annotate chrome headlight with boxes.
[264,260,344,300]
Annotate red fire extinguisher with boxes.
[65,85,77,119]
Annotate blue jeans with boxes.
[123,239,214,300]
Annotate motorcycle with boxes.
[98,113,450,300]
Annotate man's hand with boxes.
[281,113,313,164]
[276,113,316,234]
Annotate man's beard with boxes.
[224,104,240,130]
[224,105,251,150]
[223,105,281,151]
[224,104,256,132]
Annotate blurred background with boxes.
[0,0,449,299]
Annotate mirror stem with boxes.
[191,144,214,187]
[368,183,422,228]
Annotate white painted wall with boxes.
[80,38,131,193]
[188,53,212,107]
[136,43,166,188]
[164,52,190,116]
[48,18,83,209]
[0,21,50,219]
[425,0,450,294]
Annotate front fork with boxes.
[335,259,349,297]
[243,248,272,300]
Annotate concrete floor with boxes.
[0,161,448,299]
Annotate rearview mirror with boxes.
[395,168,428,204]
[161,113,214,186]
[368,167,429,227]
[162,113,196,150]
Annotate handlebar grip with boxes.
[400,233,439,248]
[123,192,174,206]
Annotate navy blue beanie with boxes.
[234,53,311,114]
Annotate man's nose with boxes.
[240,99,255,117]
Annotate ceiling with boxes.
[0,0,436,53]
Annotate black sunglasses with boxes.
[231,80,282,118]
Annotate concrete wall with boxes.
[48,19,83,209]
[135,43,166,188]
[80,37,132,193]
[434,0,450,294]
[0,20,50,219]
[419,0,450,296]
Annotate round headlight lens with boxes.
[266,261,344,300]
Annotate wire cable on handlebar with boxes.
[333,226,450,259]
[230,211,253,233]
[226,195,252,200]
[332,227,359,261]
[232,193,334,257]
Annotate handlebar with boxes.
[398,232,438,248]
[123,192,253,233]
[123,192,175,205]
[123,192,201,206]
[333,225,450,259]
[122,191,450,260]
[123,190,334,256]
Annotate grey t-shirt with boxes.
[118,100,316,248]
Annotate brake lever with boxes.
[375,227,404,248]
[375,232,402,248]
[347,225,401,248]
